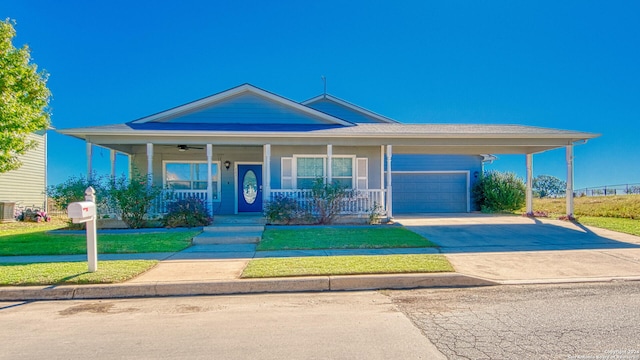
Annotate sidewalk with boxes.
[2,235,640,301]
[0,245,493,301]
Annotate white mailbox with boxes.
[67,201,96,223]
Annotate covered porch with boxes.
[85,139,584,219]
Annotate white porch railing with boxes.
[149,189,386,216]
[151,190,208,215]
[269,189,387,215]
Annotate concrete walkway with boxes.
[2,214,640,300]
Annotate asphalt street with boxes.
[388,281,640,360]
[3,282,639,359]
[0,291,444,360]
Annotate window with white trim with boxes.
[280,156,363,189]
[164,161,220,200]
[331,157,353,189]
[296,157,325,189]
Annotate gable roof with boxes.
[302,94,398,124]
[130,84,355,127]
[58,83,600,155]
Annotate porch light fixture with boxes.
[224,160,231,170]
[474,171,479,179]
[178,145,187,152]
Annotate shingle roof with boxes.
[59,122,595,139]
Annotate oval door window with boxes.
[243,170,258,204]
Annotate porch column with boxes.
[526,153,533,214]
[110,149,117,182]
[386,145,393,219]
[206,144,213,215]
[127,153,132,180]
[326,144,332,184]
[86,142,93,181]
[380,145,385,206]
[566,144,574,217]
[263,144,271,204]
[146,143,153,187]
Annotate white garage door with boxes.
[392,172,468,213]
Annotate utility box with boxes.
[0,201,16,223]
[68,201,96,223]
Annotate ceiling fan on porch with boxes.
[177,145,204,152]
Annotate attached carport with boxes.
[379,124,600,218]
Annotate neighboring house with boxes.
[58,84,598,217]
[0,130,48,212]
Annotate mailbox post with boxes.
[67,187,98,272]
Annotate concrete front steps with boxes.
[193,215,265,245]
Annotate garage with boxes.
[392,172,469,213]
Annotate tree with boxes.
[0,19,51,173]
[533,175,566,198]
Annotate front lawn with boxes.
[577,216,640,237]
[242,254,453,278]
[0,227,200,256]
[0,260,158,286]
[257,227,435,251]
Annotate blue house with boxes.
[59,84,597,218]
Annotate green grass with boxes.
[525,195,640,219]
[242,254,453,278]
[0,226,200,256]
[0,260,158,286]
[258,227,435,251]
[520,196,640,236]
[577,216,640,237]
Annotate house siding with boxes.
[169,93,334,125]
[0,132,47,209]
[305,98,386,124]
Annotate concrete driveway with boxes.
[396,214,640,283]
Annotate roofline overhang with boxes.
[57,128,599,141]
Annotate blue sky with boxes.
[3,1,639,189]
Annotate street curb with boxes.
[497,275,640,286]
[0,273,497,301]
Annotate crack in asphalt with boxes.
[387,282,640,359]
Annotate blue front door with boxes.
[238,164,263,212]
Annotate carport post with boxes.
[566,145,574,217]
[526,153,533,214]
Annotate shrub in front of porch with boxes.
[265,178,352,225]
[163,196,212,228]
[47,173,109,227]
[108,173,163,229]
[264,195,310,225]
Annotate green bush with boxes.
[473,171,526,212]
[107,172,162,229]
[309,178,352,224]
[47,173,107,210]
[163,197,212,228]
[264,178,352,225]
[264,195,306,225]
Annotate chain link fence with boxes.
[574,183,640,197]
